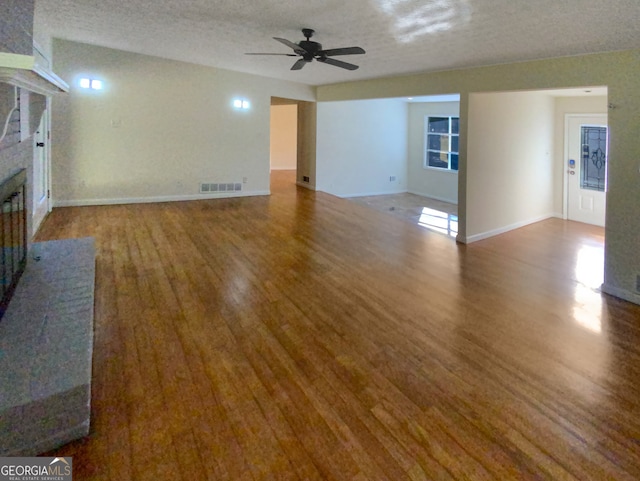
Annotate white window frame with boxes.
[424,116,459,173]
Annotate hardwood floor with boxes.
[348,192,459,238]
[37,171,640,480]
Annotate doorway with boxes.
[270,99,298,191]
[565,114,608,227]
[32,111,49,233]
[269,97,316,192]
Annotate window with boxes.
[425,116,459,171]
[580,125,607,192]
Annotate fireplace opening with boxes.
[0,168,27,320]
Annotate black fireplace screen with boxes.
[0,169,27,319]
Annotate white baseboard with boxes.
[338,189,407,199]
[407,190,457,205]
[296,181,316,190]
[53,190,271,207]
[459,213,556,244]
[601,283,640,306]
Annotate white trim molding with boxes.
[295,181,316,190]
[53,190,271,207]
[601,283,640,306]
[457,213,557,244]
[407,189,458,205]
[337,189,407,198]
[0,52,69,95]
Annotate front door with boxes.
[33,112,49,233]
[566,115,607,227]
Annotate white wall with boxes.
[407,101,459,203]
[270,104,297,170]
[51,39,315,206]
[466,91,555,241]
[316,98,407,197]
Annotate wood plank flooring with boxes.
[37,171,640,480]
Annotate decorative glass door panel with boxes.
[567,115,607,227]
[580,126,607,192]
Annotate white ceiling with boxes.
[34,0,640,87]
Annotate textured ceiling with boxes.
[34,0,640,86]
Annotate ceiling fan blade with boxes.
[318,57,359,70]
[291,59,307,70]
[320,47,366,57]
[273,37,307,55]
[245,53,298,56]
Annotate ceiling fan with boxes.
[246,28,365,71]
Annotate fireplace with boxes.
[0,168,26,319]
[0,22,90,454]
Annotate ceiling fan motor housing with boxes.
[299,40,321,58]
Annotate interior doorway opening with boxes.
[270,98,298,182]
[32,109,50,235]
[466,86,608,315]
[270,97,317,192]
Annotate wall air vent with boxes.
[200,182,242,194]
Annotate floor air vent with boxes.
[200,183,242,194]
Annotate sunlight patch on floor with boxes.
[572,244,605,334]
[418,207,458,237]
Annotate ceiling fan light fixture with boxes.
[246,28,366,72]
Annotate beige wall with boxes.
[51,39,315,205]
[317,49,640,304]
[407,101,459,203]
[296,101,316,189]
[270,105,297,170]
[467,91,555,240]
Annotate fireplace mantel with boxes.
[0,52,68,96]
[0,51,67,146]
